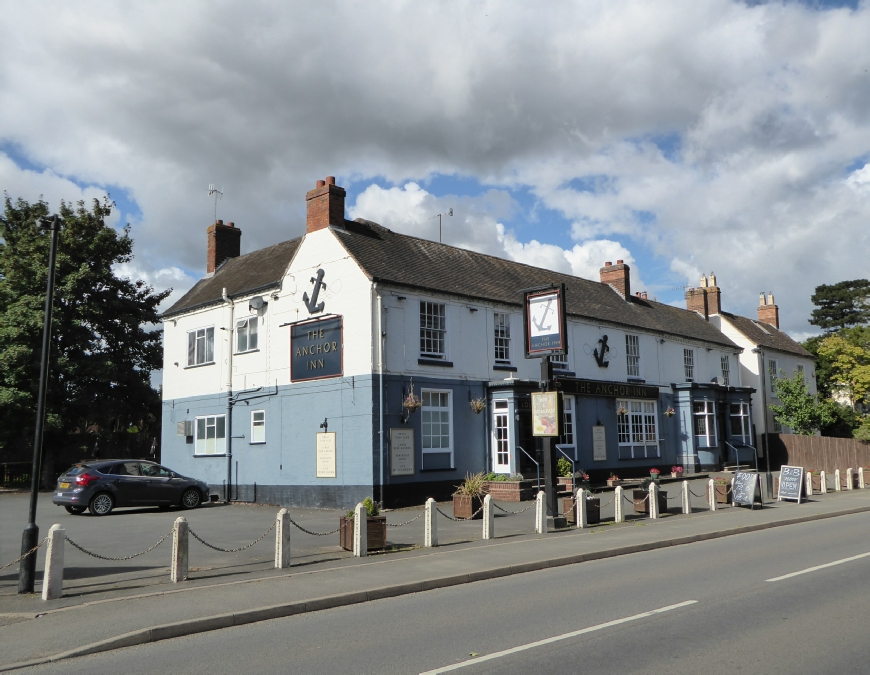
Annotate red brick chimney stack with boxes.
[685,272,722,320]
[206,219,242,274]
[599,259,631,299]
[685,287,708,318]
[758,292,780,328]
[306,176,346,233]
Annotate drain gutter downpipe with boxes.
[375,283,385,508]
[223,287,235,501]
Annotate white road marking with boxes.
[419,600,698,674]
[766,552,870,582]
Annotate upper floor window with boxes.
[187,327,215,366]
[626,334,640,378]
[720,355,730,386]
[420,302,446,358]
[796,364,805,382]
[768,359,778,394]
[684,349,694,382]
[549,353,569,369]
[493,312,511,363]
[236,316,259,353]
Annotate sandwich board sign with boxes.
[732,472,762,509]
[777,465,804,503]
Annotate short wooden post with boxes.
[424,498,437,547]
[41,524,65,601]
[649,482,659,519]
[353,503,367,557]
[820,470,828,494]
[708,479,717,511]
[805,472,813,497]
[846,468,854,490]
[614,486,624,523]
[859,467,866,490]
[275,508,291,569]
[682,480,691,514]
[535,491,546,534]
[482,494,494,540]
[835,469,842,491]
[576,491,587,529]
[171,516,188,583]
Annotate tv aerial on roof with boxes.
[208,184,223,223]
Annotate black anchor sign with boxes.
[593,335,610,367]
[303,268,327,314]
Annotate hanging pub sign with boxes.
[531,391,560,437]
[291,315,343,382]
[523,284,568,358]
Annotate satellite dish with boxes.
[249,296,265,311]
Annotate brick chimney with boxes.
[685,272,722,320]
[306,176,346,233]
[686,287,708,318]
[758,291,780,328]
[599,260,631,299]
[207,220,241,274]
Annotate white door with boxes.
[491,400,511,473]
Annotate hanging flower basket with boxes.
[664,407,676,417]
[403,379,422,413]
[470,397,486,414]
[616,406,628,416]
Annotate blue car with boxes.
[53,460,211,516]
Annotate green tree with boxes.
[808,279,870,331]
[770,370,836,435]
[802,334,836,399]
[0,195,169,483]
[816,327,870,410]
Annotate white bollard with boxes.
[41,524,65,601]
[805,472,813,497]
[424,498,438,547]
[535,491,546,534]
[835,469,842,491]
[353,503,367,557]
[482,494,494,540]
[708,479,717,511]
[171,516,188,583]
[860,467,866,490]
[820,470,828,494]
[846,468,854,490]
[682,480,691,515]
[614,486,624,523]
[275,508,291,569]
[649,482,659,519]
[576,491,587,529]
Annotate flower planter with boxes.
[671,472,682,479]
[483,480,535,502]
[707,482,731,504]
[557,477,574,492]
[339,515,387,551]
[633,490,667,514]
[563,497,600,525]
[453,494,484,519]
[811,474,821,493]
[607,479,622,488]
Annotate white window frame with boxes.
[729,402,750,442]
[493,312,511,363]
[194,414,226,455]
[626,334,640,378]
[421,389,453,469]
[187,326,215,367]
[616,399,660,459]
[768,359,778,394]
[420,301,447,359]
[562,394,576,460]
[720,355,730,386]
[684,348,694,382]
[549,353,569,369]
[236,316,259,354]
[250,410,266,444]
[693,400,717,448]
[492,399,510,472]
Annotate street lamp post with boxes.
[18,214,62,594]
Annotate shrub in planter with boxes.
[339,497,387,551]
[454,472,487,519]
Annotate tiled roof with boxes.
[720,312,812,357]
[163,238,301,317]
[335,219,740,349]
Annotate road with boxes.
[16,510,870,674]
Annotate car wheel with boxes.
[89,492,114,516]
[64,505,86,515]
[180,488,202,509]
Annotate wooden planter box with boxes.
[453,494,484,519]
[607,479,622,487]
[563,497,600,525]
[339,515,387,551]
[810,474,821,493]
[557,477,574,492]
[840,472,858,489]
[706,483,731,504]
[633,490,668,515]
[484,480,535,502]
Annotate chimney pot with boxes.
[316,180,325,188]
[616,259,624,264]
[604,261,612,267]
[216,219,223,226]
[227,221,235,228]
[325,176,336,185]
[758,291,780,328]
[306,176,347,234]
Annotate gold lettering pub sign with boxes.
[291,316,343,382]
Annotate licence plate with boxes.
[59,482,70,488]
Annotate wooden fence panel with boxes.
[768,434,870,474]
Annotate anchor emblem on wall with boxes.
[593,335,610,367]
[303,268,327,314]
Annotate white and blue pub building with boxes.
[161,177,764,508]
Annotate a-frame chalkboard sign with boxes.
[732,472,763,509]
[777,465,805,503]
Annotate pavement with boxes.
[2,477,870,671]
